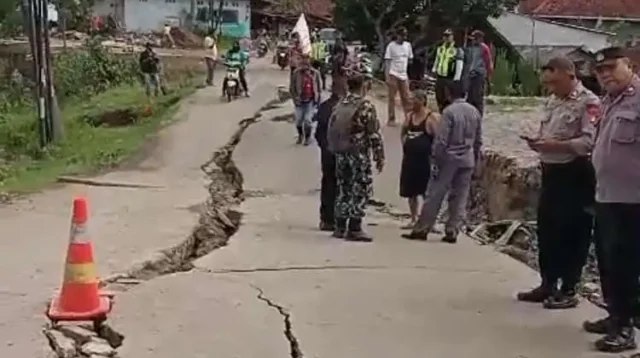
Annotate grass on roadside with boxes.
[0,83,196,193]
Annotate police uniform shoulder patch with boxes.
[586,102,601,124]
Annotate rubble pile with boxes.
[169,27,203,49]
[44,323,124,358]
[468,149,540,223]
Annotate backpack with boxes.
[327,99,364,153]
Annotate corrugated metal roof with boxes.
[529,0,640,19]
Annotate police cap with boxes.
[470,30,484,39]
[593,46,628,67]
[541,56,576,75]
[443,29,453,36]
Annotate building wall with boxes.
[92,0,250,37]
[124,0,188,31]
[489,12,612,52]
[548,18,640,46]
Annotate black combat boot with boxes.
[296,126,303,144]
[516,284,553,303]
[319,221,334,231]
[584,316,612,334]
[543,288,580,309]
[332,218,347,238]
[345,218,373,242]
[401,230,428,241]
[595,320,637,353]
[441,229,458,244]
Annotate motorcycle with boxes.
[276,46,289,70]
[222,61,242,102]
[257,41,268,58]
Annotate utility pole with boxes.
[21,0,64,148]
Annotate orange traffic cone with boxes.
[47,196,111,322]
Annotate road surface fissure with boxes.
[251,283,304,358]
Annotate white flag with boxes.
[292,14,311,55]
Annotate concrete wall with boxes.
[514,45,577,67]
[489,12,612,52]
[92,0,250,37]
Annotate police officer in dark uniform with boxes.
[583,46,640,353]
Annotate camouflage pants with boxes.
[334,152,373,219]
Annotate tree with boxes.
[334,0,518,54]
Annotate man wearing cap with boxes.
[515,57,597,311]
[464,30,493,115]
[583,46,640,353]
[432,29,464,111]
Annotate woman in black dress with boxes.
[399,90,439,229]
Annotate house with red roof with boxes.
[517,0,640,45]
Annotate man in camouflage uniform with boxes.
[327,74,385,242]
[514,57,597,310]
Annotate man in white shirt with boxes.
[384,27,413,126]
[163,22,176,48]
[204,35,218,86]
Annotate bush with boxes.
[515,61,540,96]
[54,38,139,100]
[491,51,517,96]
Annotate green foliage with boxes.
[0,40,200,191]
[490,51,516,96]
[0,6,22,37]
[515,61,540,97]
[334,0,519,47]
[0,0,19,26]
[54,38,139,100]
[0,84,195,191]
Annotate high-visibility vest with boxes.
[435,43,457,77]
[311,41,326,60]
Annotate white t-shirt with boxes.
[384,41,413,80]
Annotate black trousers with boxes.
[466,75,485,115]
[537,157,595,291]
[595,202,640,324]
[239,68,248,93]
[312,60,326,89]
[320,149,337,223]
[434,76,452,112]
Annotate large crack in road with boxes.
[43,96,290,358]
[100,98,285,290]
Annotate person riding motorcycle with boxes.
[274,34,289,65]
[224,41,250,97]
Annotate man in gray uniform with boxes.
[583,47,640,354]
[402,81,482,243]
[515,57,597,309]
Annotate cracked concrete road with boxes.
[109,69,621,357]
[0,59,283,357]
